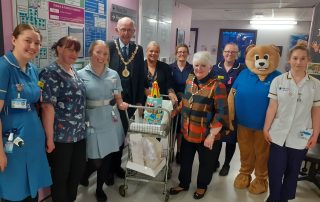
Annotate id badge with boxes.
[300,128,313,140]
[5,141,14,153]
[112,109,118,122]
[11,98,27,109]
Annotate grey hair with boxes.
[193,51,213,67]
[117,17,135,28]
[224,43,239,51]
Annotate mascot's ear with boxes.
[270,44,280,53]
[245,44,255,56]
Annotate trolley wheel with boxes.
[301,167,308,173]
[119,185,126,197]
[164,192,170,202]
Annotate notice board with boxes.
[13,0,107,69]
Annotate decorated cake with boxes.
[144,81,163,124]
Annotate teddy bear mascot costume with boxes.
[228,44,281,194]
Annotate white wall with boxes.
[170,3,192,61]
[191,20,311,72]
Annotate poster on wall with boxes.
[14,0,107,69]
[217,29,257,64]
[309,8,320,64]
[289,33,309,49]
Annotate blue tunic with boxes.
[169,61,193,99]
[212,60,245,143]
[233,68,281,130]
[0,52,52,201]
[212,60,245,94]
[78,65,124,159]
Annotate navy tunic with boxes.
[212,60,245,143]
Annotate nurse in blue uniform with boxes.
[212,43,245,176]
[78,40,128,202]
[0,24,52,202]
[169,44,193,164]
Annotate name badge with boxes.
[11,98,27,109]
[300,128,313,140]
[218,75,224,80]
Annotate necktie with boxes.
[122,46,128,60]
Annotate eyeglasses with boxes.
[223,50,238,54]
[177,51,188,54]
[119,28,134,33]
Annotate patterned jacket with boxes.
[181,74,229,143]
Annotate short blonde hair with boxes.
[193,51,213,67]
[146,41,160,52]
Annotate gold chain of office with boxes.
[188,76,215,107]
[114,40,139,77]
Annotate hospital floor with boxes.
[45,143,320,202]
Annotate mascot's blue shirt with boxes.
[233,68,281,130]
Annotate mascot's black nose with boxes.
[259,62,265,66]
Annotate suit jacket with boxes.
[107,39,145,105]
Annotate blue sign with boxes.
[85,12,107,57]
[85,0,106,15]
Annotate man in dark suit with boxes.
[106,17,145,184]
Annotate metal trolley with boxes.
[118,104,173,202]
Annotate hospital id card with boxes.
[11,98,27,109]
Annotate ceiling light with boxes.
[250,18,297,25]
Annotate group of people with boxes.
[0,16,319,202]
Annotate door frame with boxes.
[190,28,198,53]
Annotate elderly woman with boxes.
[169,44,193,164]
[144,41,177,102]
[212,43,245,176]
[40,36,86,202]
[169,51,229,200]
[78,40,128,202]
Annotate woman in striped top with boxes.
[169,51,229,200]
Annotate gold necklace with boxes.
[188,76,215,107]
[114,40,139,77]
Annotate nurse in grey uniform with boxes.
[78,40,128,202]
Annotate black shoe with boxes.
[105,174,114,186]
[213,161,220,172]
[265,196,285,202]
[265,196,272,202]
[219,165,230,176]
[80,177,89,187]
[116,168,125,179]
[95,189,107,202]
[193,188,207,200]
[169,186,188,195]
[175,152,181,164]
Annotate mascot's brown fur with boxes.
[228,44,281,194]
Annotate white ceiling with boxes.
[177,0,320,21]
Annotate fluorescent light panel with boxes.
[250,18,297,25]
